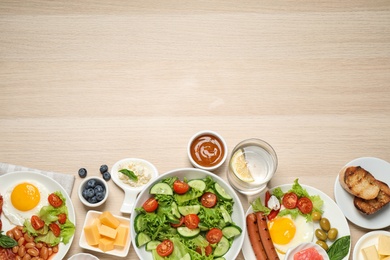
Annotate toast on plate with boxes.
[354,179,390,215]
[339,166,380,200]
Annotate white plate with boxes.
[334,157,390,229]
[130,168,246,260]
[79,210,131,257]
[242,184,351,260]
[353,230,390,260]
[0,171,76,260]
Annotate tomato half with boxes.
[156,239,174,257]
[200,192,217,208]
[173,180,190,194]
[48,193,63,208]
[184,214,200,229]
[49,223,61,237]
[196,244,213,256]
[58,213,67,224]
[143,198,159,212]
[265,191,271,207]
[170,216,185,228]
[206,228,223,244]
[31,215,45,230]
[297,197,313,214]
[282,192,298,209]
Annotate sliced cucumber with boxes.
[135,232,151,247]
[214,236,230,257]
[167,213,181,224]
[134,214,146,233]
[220,206,232,224]
[178,205,201,215]
[198,222,209,231]
[150,182,173,195]
[177,226,200,238]
[179,253,191,260]
[222,225,242,239]
[214,183,232,201]
[214,258,226,260]
[145,240,160,251]
[188,179,206,192]
[171,202,181,219]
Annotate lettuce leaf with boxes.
[251,197,271,215]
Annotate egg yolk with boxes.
[11,183,40,211]
[268,217,296,245]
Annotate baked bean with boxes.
[18,245,26,257]
[16,256,22,260]
[12,245,19,254]
[18,237,25,246]
[52,245,58,253]
[16,225,23,230]
[40,246,49,260]
[7,230,14,239]
[27,248,39,257]
[23,254,31,260]
[13,228,23,240]
[24,233,34,243]
[47,247,53,256]
[25,243,35,249]
[35,242,43,249]
[31,257,40,260]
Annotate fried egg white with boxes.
[268,214,314,254]
[2,180,49,226]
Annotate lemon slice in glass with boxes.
[230,149,254,182]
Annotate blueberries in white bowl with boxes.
[78,177,108,207]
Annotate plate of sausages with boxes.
[242,183,351,260]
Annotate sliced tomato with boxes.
[184,214,200,229]
[156,239,174,257]
[49,223,61,237]
[206,228,223,244]
[200,192,217,208]
[58,213,67,224]
[196,244,213,256]
[31,215,44,230]
[170,216,185,228]
[173,180,190,194]
[48,193,63,208]
[143,198,159,212]
[297,197,313,214]
[265,191,271,207]
[282,192,298,209]
[267,209,280,220]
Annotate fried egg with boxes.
[2,181,49,226]
[268,214,314,254]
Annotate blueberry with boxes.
[100,164,109,174]
[87,179,97,188]
[96,191,105,201]
[86,188,95,198]
[94,185,105,194]
[103,172,111,181]
[78,168,87,178]
[82,189,89,200]
[88,196,98,204]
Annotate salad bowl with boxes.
[130,168,246,259]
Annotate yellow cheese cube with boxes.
[99,224,118,239]
[381,256,390,260]
[362,245,380,260]
[98,237,115,252]
[99,211,120,229]
[84,221,100,246]
[114,225,129,247]
[378,235,390,256]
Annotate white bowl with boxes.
[284,242,329,260]
[130,168,245,259]
[68,253,99,260]
[78,176,109,207]
[187,130,228,171]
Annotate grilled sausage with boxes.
[256,212,279,260]
[246,213,268,260]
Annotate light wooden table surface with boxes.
[1,1,389,259]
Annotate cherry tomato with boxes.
[184,214,200,229]
[48,193,63,208]
[200,192,217,208]
[282,192,298,209]
[196,244,213,256]
[31,215,44,230]
[297,197,313,214]
[173,180,190,194]
[170,216,185,228]
[265,191,271,207]
[49,223,61,237]
[206,228,223,244]
[267,209,280,220]
[58,213,67,224]
[156,239,174,257]
[143,198,159,212]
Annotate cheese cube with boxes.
[114,225,129,247]
[362,245,380,260]
[381,256,390,260]
[99,211,120,229]
[378,235,390,256]
[83,221,100,246]
[98,237,115,252]
[99,224,117,239]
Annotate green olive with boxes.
[320,217,331,232]
[316,240,329,251]
[315,228,328,241]
[312,211,322,222]
[328,228,338,241]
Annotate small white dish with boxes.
[111,158,158,214]
[79,210,131,257]
[68,253,99,260]
[78,177,109,207]
[353,230,390,260]
[334,157,390,229]
[285,242,329,260]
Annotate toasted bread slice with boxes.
[339,166,380,200]
[354,180,390,215]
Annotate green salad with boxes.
[134,176,242,260]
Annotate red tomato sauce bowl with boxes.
[285,242,329,260]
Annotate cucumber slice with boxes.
[214,236,230,257]
[198,222,209,231]
[220,206,232,224]
[178,205,201,215]
[177,226,200,238]
[188,179,206,192]
[135,232,151,247]
[222,225,242,239]
[214,258,226,260]
[134,214,146,233]
[214,183,232,201]
[179,253,191,260]
[145,240,160,251]
[171,202,181,219]
[150,182,173,195]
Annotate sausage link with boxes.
[255,212,279,260]
[246,213,268,260]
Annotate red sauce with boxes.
[190,134,224,167]
[294,247,324,260]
